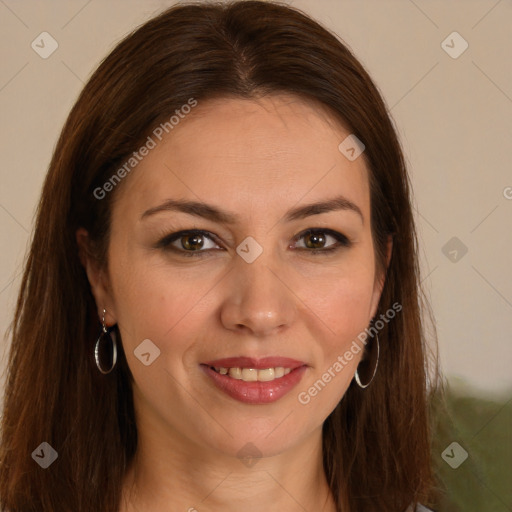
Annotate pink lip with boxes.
[201,364,307,404]
[201,357,308,404]
[202,356,306,370]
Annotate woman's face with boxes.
[93,94,388,460]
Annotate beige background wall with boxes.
[1,0,511,400]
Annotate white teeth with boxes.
[241,368,258,381]
[258,368,275,381]
[228,367,242,379]
[213,366,295,382]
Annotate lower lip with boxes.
[201,365,307,404]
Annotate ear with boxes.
[76,228,117,326]
[369,235,393,320]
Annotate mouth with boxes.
[200,357,307,404]
[208,365,292,382]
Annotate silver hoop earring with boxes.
[354,333,379,389]
[94,308,118,374]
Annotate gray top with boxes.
[406,504,434,512]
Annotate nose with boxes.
[219,253,297,337]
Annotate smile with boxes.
[210,366,292,382]
[200,357,308,404]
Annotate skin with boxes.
[77,94,391,512]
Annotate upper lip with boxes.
[202,356,306,370]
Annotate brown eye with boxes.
[181,233,205,251]
[156,230,222,257]
[293,229,351,254]
[303,231,327,249]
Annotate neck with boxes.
[120,421,337,512]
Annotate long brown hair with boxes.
[0,1,439,510]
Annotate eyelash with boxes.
[155,228,351,258]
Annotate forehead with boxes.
[112,94,370,225]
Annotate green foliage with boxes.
[430,384,512,511]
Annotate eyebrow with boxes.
[141,195,364,224]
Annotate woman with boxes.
[0,1,439,511]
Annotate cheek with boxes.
[304,271,374,390]
[296,252,377,345]
[110,259,207,349]
[107,250,238,394]
[109,228,377,374]
[308,273,374,334]
[293,250,376,395]
[294,268,375,417]
[110,242,377,346]
[108,261,211,408]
